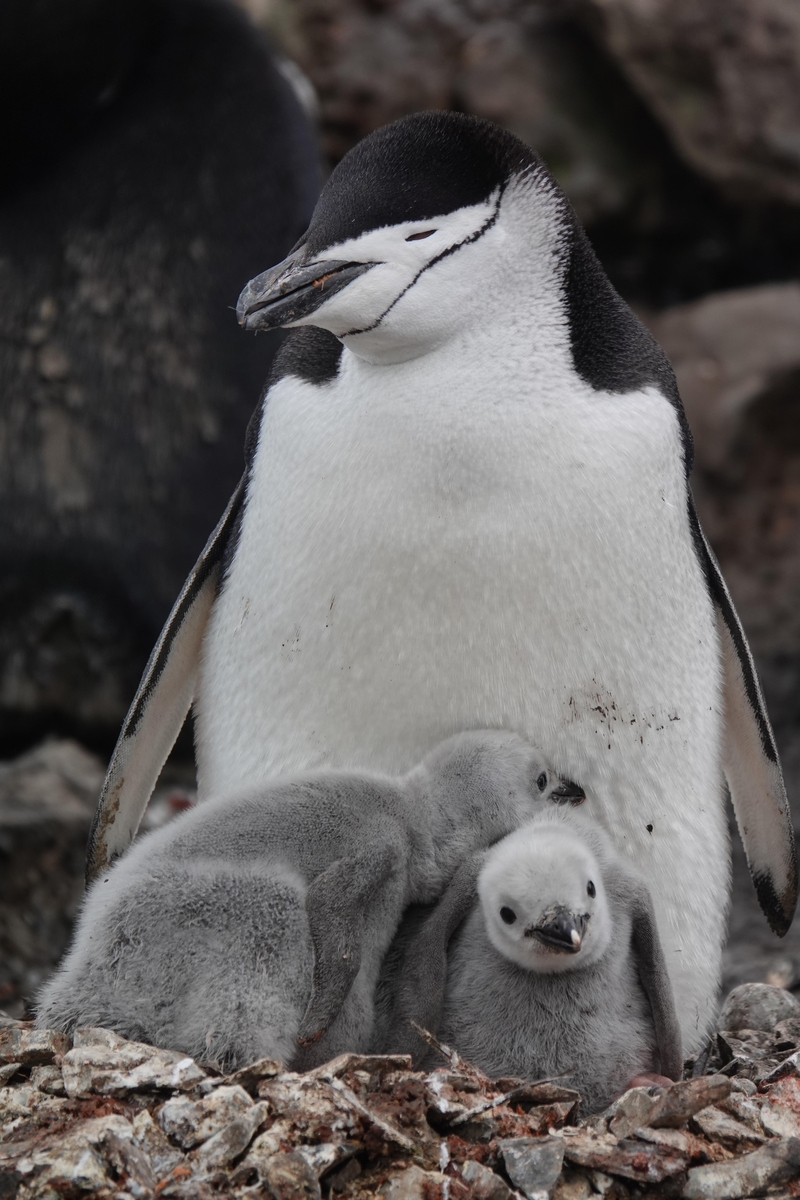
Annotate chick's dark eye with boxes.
[405,229,436,241]
[500,907,517,925]
[536,772,547,792]
[587,881,596,898]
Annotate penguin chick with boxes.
[385,811,682,1112]
[37,730,574,1072]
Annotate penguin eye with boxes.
[500,907,517,925]
[587,881,596,898]
[536,772,548,792]
[405,229,437,241]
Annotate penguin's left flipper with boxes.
[84,477,246,885]
[690,501,798,935]
[383,851,488,1064]
[614,867,683,1081]
[297,844,401,1047]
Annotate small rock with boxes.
[633,1124,722,1161]
[0,1082,69,1123]
[261,1150,323,1200]
[62,1027,205,1096]
[192,1101,267,1170]
[560,1128,688,1183]
[0,1025,69,1065]
[0,1062,20,1084]
[760,1073,800,1138]
[718,983,800,1033]
[651,1075,732,1127]
[132,1109,184,1176]
[14,1114,134,1196]
[384,1165,447,1200]
[607,1088,662,1139]
[29,1063,66,1095]
[158,1085,254,1148]
[552,1170,592,1200]
[499,1136,565,1200]
[223,1057,281,1095]
[101,1128,157,1193]
[691,1105,766,1147]
[718,1091,765,1132]
[460,1158,513,1200]
[760,1101,800,1138]
[682,1136,800,1199]
[325,1154,362,1192]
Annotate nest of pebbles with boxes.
[2,984,800,1200]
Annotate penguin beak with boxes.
[550,779,586,806]
[237,247,379,331]
[527,908,587,953]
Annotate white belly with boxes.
[196,346,727,1048]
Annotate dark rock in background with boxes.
[582,0,800,205]
[0,741,101,1017]
[0,0,319,752]
[0,740,193,1019]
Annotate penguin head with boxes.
[478,819,612,974]
[417,729,586,849]
[237,112,566,364]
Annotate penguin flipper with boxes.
[690,501,798,936]
[383,851,487,1064]
[85,477,247,885]
[297,844,400,1047]
[622,872,683,1081]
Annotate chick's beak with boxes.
[550,779,586,805]
[527,908,587,953]
[236,246,378,332]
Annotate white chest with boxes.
[197,347,720,804]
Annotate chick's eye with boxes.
[500,907,517,925]
[587,881,596,898]
[405,229,436,241]
[536,772,547,792]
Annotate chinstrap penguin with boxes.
[40,731,580,1070]
[384,812,682,1113]
[87,111,796,1053]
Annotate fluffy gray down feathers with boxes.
[380,810,682,1112]
[37,730,558,1070]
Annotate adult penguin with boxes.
[88,112,796,1050]
[0,0,318,748]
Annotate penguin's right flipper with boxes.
[625,873,683,1081]
[383,851,487,1064]
[690,501,798,936]
[84,477,247,885]
[297,844,401,1047]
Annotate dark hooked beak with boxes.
[550,779,586,806]
[236,246,379,331]
[526,908,587,953]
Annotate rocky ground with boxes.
[2,983,800,1199]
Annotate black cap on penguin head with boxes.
[303,112,541,255]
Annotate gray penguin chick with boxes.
[384,810,682,1112]
[37,731,582,1071]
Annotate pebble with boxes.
[718,983,800,1033]
[62,1026,206,1097]
[499,1136,565,1200]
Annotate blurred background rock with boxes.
[1,0,799,1015]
